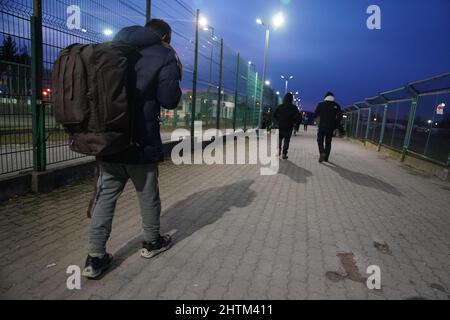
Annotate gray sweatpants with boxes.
[88,161,161,255]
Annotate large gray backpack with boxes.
[52,42,139,156]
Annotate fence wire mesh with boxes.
[343,74,450,166]
[1,0,275,175]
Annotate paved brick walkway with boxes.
[1,128,449,300]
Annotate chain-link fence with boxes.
[0,0,280,176]
[343,73,450,167]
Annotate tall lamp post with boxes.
[199,16,217,125]
[256,12,285,129]
[199,17,216,90]
[281,75,293,95]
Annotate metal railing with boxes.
[343,73,450,167]
[0,0,281,176]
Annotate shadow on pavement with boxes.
[107,179,257,273]
[324,162,403,197]
[278,160,313,184]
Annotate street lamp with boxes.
[103,28,113,37]
[265,80,271,86]
[281,75,293,95]
[273,12,285,28]
[248,61,256,72]
[255,12,285,129]
[200,16,217,123]
[199,16,208,29]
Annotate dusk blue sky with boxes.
[185,0,450,111]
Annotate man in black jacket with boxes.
[274,93,301,160]
[315,92,342,163]
[82,19,182,279]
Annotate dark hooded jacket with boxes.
[314,94,343,130]
[274,94,301,131]
[100,26,182,164]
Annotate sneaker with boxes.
[82,253,113,279]
[319,153,326,163]
[282,154,289,160]
[141,234,172,259]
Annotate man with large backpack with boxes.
[314,92,342,163]
[54,19,182,279]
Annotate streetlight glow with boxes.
[265,80,271,86]
[103,29,113,36]
[281,75,294,95]
[255,13,287,129]
[273,12,285,28]
[199,16,208,28]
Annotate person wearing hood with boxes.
[274,93,301,160]
[314,92,342,163]
[83,19,182,279]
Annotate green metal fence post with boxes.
[253,72,258,128]
[243,62,250,131]
[346,112,352,137]
[343,113,348,137]
[31,0,45,172]
[232,53,240,131]
[350,112,355,137]
[191,9,199,143]
[402,87,419,161]
[423,95,439,157]
[354,106,361,139]
[378,103,388,151]
[146,0,151,22]
[364,106,372,144]
[216,38,224,130]
[345,112,350,137]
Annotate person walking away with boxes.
[303,112,309,131]
[83,19,182,279]
[274,93,301,160]
[262,107,271,130]
[315,92,342,163]
[293,109,303,136]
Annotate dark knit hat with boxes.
[324,91,334,98]
[283,92,294,105]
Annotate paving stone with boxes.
[0,129,449,300]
